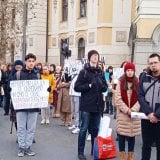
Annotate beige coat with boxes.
[115,82,141,137]
[57,81,71,113]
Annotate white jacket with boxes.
[69,75,81,96]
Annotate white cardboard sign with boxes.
[10,80,49,110]
[113,68,124,80]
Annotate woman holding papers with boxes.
[115,62,141,160]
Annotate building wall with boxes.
[48,0,132,67]
[14,1,48,63]
[27,1,47,63]
[136,19,160,38]
[132,0,160,74]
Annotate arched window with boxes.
[78,38,85,59]
[62,0,68,21]
[80,0,87,17]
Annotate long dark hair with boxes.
[120,74,138,91]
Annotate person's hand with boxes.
[148,113,158,123]
[47,86,51,92]
[151,115,158,123]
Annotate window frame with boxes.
[62,0,68,21]
[80,0,87,18]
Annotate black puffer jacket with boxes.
[74,63,108,112]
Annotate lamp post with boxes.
[22,0,27,61]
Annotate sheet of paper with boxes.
[131,112,148,120]
[10,80,49,110]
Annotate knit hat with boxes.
[14,60,24,67]
[88,50,99,61]
[124,62,135,72]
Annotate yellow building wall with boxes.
[136,19,160,38]
[59,1,62,22]
[98,0,113,23]
[48,36,52,49]
[131,0,136,21]
[76,0,80,19]
[97,28,112,45]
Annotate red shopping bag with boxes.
[94,136,117,159]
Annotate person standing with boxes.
[115,62,141,160]
[68,74,81,134]
[9,60,24,134]
[57,73,72,126]
[40,65,56,124]
[12,53,40,157]
[74,50,108,160]
[2,63,13,115]
[138,53,160,160]
[104,66,114,114]
[52,65,62,118]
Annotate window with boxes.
[78,38,85,59]
[60,38,68,65]
[80,0,87,17]
[62,0,68,21]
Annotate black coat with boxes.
[74,63,108,112]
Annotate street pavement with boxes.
[0,108,156,160]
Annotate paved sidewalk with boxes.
[0,108,156,160]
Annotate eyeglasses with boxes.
[149,61,160,65]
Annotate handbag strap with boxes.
[144,77,160,96]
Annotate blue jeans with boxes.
[16,112,38,149]
[118,134,135,152]
[71,96,80,127]
[78,112,101,155]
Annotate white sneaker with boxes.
[41,119,45,124]
[68,125,76,130]
[72,127,80,134]
[86,134,91,141]
[46,119,50,124]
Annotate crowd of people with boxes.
[0,51,160,160]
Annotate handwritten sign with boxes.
[10,80,49,110]
[113,68,124,80]
[64,59,83,76]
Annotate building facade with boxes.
[130,0,160,74]
[10,0,133,67]
[46,0,132,66]
[14,1,48,63]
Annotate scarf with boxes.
[120,75,138,108]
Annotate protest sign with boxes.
[10,80,49,110]
[64,59,83,76]
[81,58,88,65]
[113,68,124,80]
